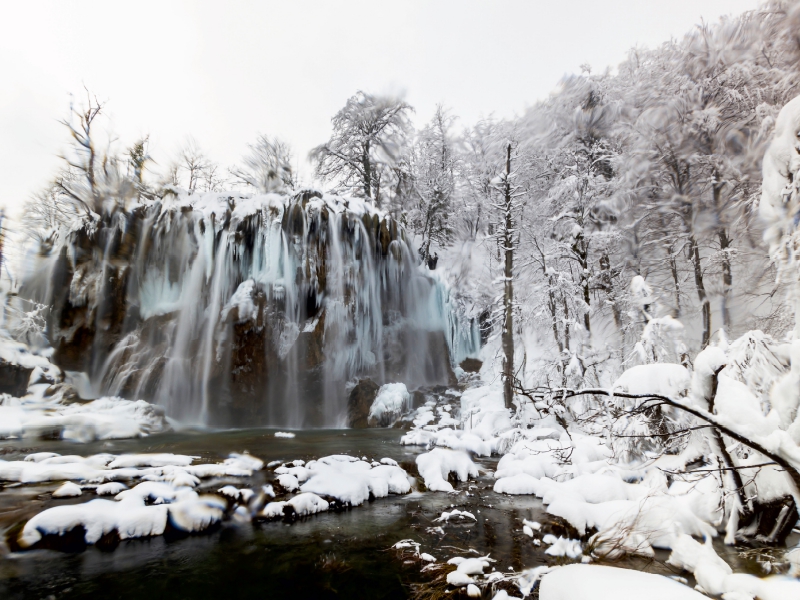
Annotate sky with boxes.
[0,0,759,219]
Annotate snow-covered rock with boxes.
[539,564,706,600]
[416,448,478,492]
[368,383,410,427]
[52,481,83,498]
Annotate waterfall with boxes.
[19,190,480,428]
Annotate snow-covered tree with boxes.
[409,105,457,264]
[310,91,413,207]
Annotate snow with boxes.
[542,535,582,559]
[416,448,479,492]
[108,453,196,468]
[539,564,707,600]
[224,279,257,322]
[435,509,476,522]
[96,482,127,495]
[277,473,300,492]
[19,491,173,547]
[52,481,82,497]
[168,494,227,532]
[2,451,262,486]
[761,94,800,230]
[420,553,436,562]
[0,395,168,443]
[445,555,494,587]
[261,492,330,519]
[15,449,267,548]
[368,382,410,426]
[667,533,800,598]
[612,363,690,397]
[298,454,411,505]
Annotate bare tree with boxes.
[179,138,210,194]
[55,88,108,214]
[230,134,295,192]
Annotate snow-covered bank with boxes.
[0,331,169,442]
[392,335,800,597]
[0,394,168,442]
[538,564,706,600]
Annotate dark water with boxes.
[0,429,551,600]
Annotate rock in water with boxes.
[459,358,483,373]
[348,379,379,428]
[0,360,33,397]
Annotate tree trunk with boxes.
[502,144,515,411]
[689,235,711,348]
[712,172,732,334]
[706,366,751,517]
[362,142,372,201]
[719,228,733,334]
[573,238,591,334]
[669,244,681,316]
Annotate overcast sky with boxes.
[0,0,758,218]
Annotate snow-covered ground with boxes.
[0,330,169,442]
[394,334,800,597]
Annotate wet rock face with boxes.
[347,379,380,429]
[0,360,33,397]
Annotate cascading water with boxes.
[18,190,480,428]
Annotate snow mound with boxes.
[612,363,690,397]
[298,454,411,505]
[52,481,82,498]
[0,451,262,485]
[667,533,800,598]
[539,564,706,600]
[416,448,478,492]
[261,492,330,519]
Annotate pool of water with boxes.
[0,428,552,599]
